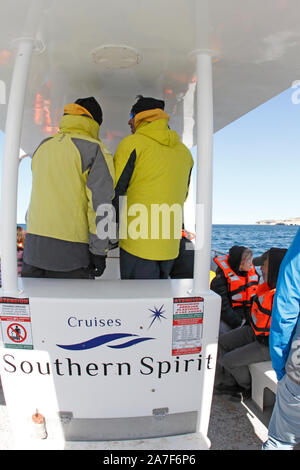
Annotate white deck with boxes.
[0,375,272,450]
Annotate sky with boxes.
[210,86,300,224]
[0,85,299,225]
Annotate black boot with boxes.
[214,384,243,396]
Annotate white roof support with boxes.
[192,51,214,294]
[0,39,35,295]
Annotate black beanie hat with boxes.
[131,95,165,117]
[75,97,103,126]
[228,245,247,272]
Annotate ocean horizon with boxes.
[211,224,298,258]
[17,223,298,259]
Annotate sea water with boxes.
[212,224,298,257]
[1,223,296,286]
[18,222,298,258]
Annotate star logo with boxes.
[148,305,167,329]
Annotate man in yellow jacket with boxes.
[113,95,193,279]
[22,97,115,279]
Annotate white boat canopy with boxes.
[0,0,299,153]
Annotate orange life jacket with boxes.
[214,254,259,308]
[250,282,275,337]
[181,229,195,241]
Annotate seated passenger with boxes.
[169,228,194,279]
[211,246,259,335]
[17,226,26,277]
[0,226,25,285]
[214,247,287,401]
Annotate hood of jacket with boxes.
[267,247,288,289]
[58,113,100,140]
[135,109,179,147]
[136,119,180,147]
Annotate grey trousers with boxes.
[22,261,94,279]
[262,375,300,450]
[216,324,271,390]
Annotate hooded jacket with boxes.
[269,230,300,384]
[113,110,193,260]
[24,109,114,271]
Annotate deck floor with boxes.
[2,375,296,451]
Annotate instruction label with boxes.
[172,297,204,355]
[0,297,33,349]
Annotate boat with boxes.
[1,0,300,451]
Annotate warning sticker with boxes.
[0,297,33,349]
[172,297,204,356]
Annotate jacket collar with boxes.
[58,114,100,139]
[134,109,169,129]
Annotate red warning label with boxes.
[172,297,204,356]
[0,297,33,349]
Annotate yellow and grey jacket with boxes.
[113,109,193,261]
[24,108,115,271]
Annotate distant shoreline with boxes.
[256,217,300,226]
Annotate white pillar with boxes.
[192,51,214,294]
[0,39,34,295]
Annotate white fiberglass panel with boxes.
[0,279,220,420]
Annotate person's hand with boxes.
[108,240,119,251]
[91,255,106,277]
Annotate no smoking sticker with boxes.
[0,297,33,349]
[7,323,27,343]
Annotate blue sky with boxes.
[0,85,299,225]
[0,131,32,223]
[210,86,299,224]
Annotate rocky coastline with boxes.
[256,217,300,226]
